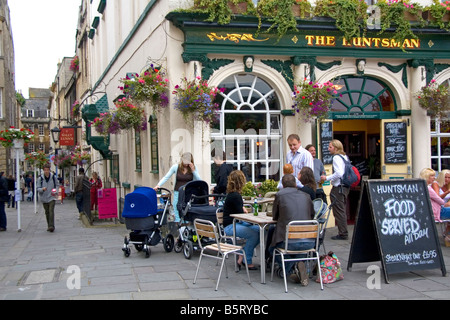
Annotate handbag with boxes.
[316,251,344,284]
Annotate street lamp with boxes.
[51,126,61,144]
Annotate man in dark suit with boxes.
[269,174,315,285]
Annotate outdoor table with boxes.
[230,212,276,284]
[243,197,275,205]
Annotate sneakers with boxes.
[331,235,348,240]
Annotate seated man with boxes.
[268,174,315,286]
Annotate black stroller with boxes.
[122,187,175,258]
[176,180,225,259]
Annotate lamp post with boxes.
[51,126,61,176]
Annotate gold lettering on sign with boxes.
[207,33,270,43]
[305,35,420,49]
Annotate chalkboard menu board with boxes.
[348,179,446,283]
[384,121,407,164]
[320,121,333,165]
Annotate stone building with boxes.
[73,0,450,222]
[0,0,18,174]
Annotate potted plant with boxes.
[114,97,148,132]
[375,0,425,46]
[242,181,257,198]
[258,0,300,40]
[173,76,223,125]
[427,0,450,30]
[255,179,278,197]
[70,56,79,72]
[0,127,35,148]
[314,0,368,41]
[416,79,450,119]
[71,100,81,118]
[292,79,339,122]
[192,0,258,25]
[92,112,117,136]
[119,65,170,113]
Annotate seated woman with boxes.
[432,169,450,202]
[222,170,259,270]
[298,166,317,201]
[420,168,450,221]
[277,164,302,189]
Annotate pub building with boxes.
[81,0,450,225]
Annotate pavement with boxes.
[1,198,450,301]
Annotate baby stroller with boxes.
[176,180,225,259]
[122,187,175,258]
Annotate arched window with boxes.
[331,76,397,118]
[211,74,282,184]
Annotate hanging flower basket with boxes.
[91,97,147,136]
[292,79,339,123]
[173,77,223,125]
[416,79,450,119]
[119,65,169,113]
[71,100,81,118]
[0,127,35,148]
[70,56,79,72]
[25,151,49,168]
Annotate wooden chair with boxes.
[270,220,323,293]
[193,218,251,291]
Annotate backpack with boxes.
[337,155,360,188]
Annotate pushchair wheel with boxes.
[134,244,144,252]
[123,247,131,257]
[163,234,174,252]
[174,237,183,253]
[144,246,151,258]
[183,240,194,259]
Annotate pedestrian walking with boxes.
[7,174,15,208]
[0,172,8,231]
[37,164,59,232]
[74,168,86,218]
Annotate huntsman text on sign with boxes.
[304,35,420,49]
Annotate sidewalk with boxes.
[0,198,449,300]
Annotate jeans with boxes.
[441,206,450,220]
[224,221,260,265]
[75,192,83,214]
[43,200,56,229]
[0,201,6,229]
[269,240,315,273]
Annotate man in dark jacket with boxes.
[0,172,8,231]
[269,174,315,284]
[211,151,232,195]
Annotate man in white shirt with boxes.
[285,134,314,178]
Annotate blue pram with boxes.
[176,180,225,259]
[122,187,174,258]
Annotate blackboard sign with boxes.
[348,179,446,283]
[320,121,333,165]
[384,121,407,164]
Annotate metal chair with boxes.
[193,218,251,291]
[270,220,323,293]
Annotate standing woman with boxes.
[154,152,200,222]
[90,172,102,212]
[321,139,349,240]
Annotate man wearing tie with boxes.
[285,134,314,178]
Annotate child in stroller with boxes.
[175,180,225,259]
[122,187,175,258]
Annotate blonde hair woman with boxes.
[222,170,259,270]
[433,169,450,202]
[420,168,450,221]
[321,139,350,240]
[154,152,201,222]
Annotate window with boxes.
[110,154,120,184]
[212,74,282,183]
[331,76,396,115]
[27,144,35,153]
[135,131,142,172]
[38,143,44,151]
[26,109,34,117]
[38,125,44,136]
[149,115,159,173]
[431,79,450,172]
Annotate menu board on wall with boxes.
[384,121,407,164]
[320,121,333,165]
[347,179,446,283]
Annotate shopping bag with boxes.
[316,251,344,284]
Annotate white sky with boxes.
[8,0,81,98]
